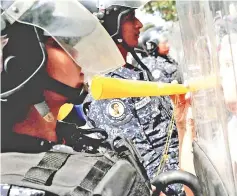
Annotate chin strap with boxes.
[34,74,88,121]
[113,30,154,81]
[122,41,154,81]
[44,74,88,104]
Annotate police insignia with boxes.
[107,99,126,120]
[135,97,151,110]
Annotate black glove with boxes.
[56,120,108,153]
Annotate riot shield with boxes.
[176,1,237,195]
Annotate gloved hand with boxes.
[56,120,108,153]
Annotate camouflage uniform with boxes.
[140,55,183,84]
[1,184,45,196]
[85,64,184,194]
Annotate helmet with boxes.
[139,26,164,55]
[1,0,124,125]
[1,0,124,84]
[80,0,149,41]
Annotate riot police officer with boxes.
[138,27,183,84]
[0,0,124,154]
[0,0,136,195]
[81,1,185,195]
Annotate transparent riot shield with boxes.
[167,21,185,70]
[176,1,237,195]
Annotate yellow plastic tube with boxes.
[57,103,74,120]
[90,75,217,100]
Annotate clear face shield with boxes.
[95,0,150,9]
[176,0,237,195]
[1,0,125,81]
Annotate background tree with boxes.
[143,0,178,21]
[141,23,155,32]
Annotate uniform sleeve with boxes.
[142,56,183,84]
[174,62,184,84]
[165,57,184,84]
[141,57,169,83]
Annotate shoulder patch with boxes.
[106,99,126,120]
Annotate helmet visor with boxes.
[2,0,125,79]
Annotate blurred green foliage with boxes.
[143,0,178,21]
[141,23,155,32]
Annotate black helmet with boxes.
[80,0,149,41]
[80,0,156,81]
[139,26,164,55]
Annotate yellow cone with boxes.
[57,103,74,120]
